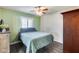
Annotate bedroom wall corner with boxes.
[40,12,63,44]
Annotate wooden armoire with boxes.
[62,9,79,53]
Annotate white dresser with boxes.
[0,32,10,53]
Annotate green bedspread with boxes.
[21,32,54,53]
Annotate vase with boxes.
[2,28,6,33]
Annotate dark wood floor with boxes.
[10,41,63,53]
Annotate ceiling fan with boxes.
[31,6,48,16]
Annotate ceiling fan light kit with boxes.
[34,6,48,16]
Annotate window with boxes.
[21,17,34,28]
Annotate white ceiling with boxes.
[0,6,79,16]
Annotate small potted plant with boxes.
[0,24,9,32]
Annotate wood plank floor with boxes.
[37,41,63,53]
[10,41,63,53]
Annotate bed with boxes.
[20,28,54,53]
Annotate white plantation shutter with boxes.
[28,18,34,28]
[21,17,28,28]
[21,17,34,28]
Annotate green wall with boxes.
[0,8,40,43]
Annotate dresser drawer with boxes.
[0,38,9,48]
[0,33,10,53]
[0,48,9,53]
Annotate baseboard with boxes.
[54,40,63,44]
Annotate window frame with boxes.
[21,16,34,28]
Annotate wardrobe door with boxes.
[62,9,79,53]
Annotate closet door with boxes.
[62,9,79,53]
